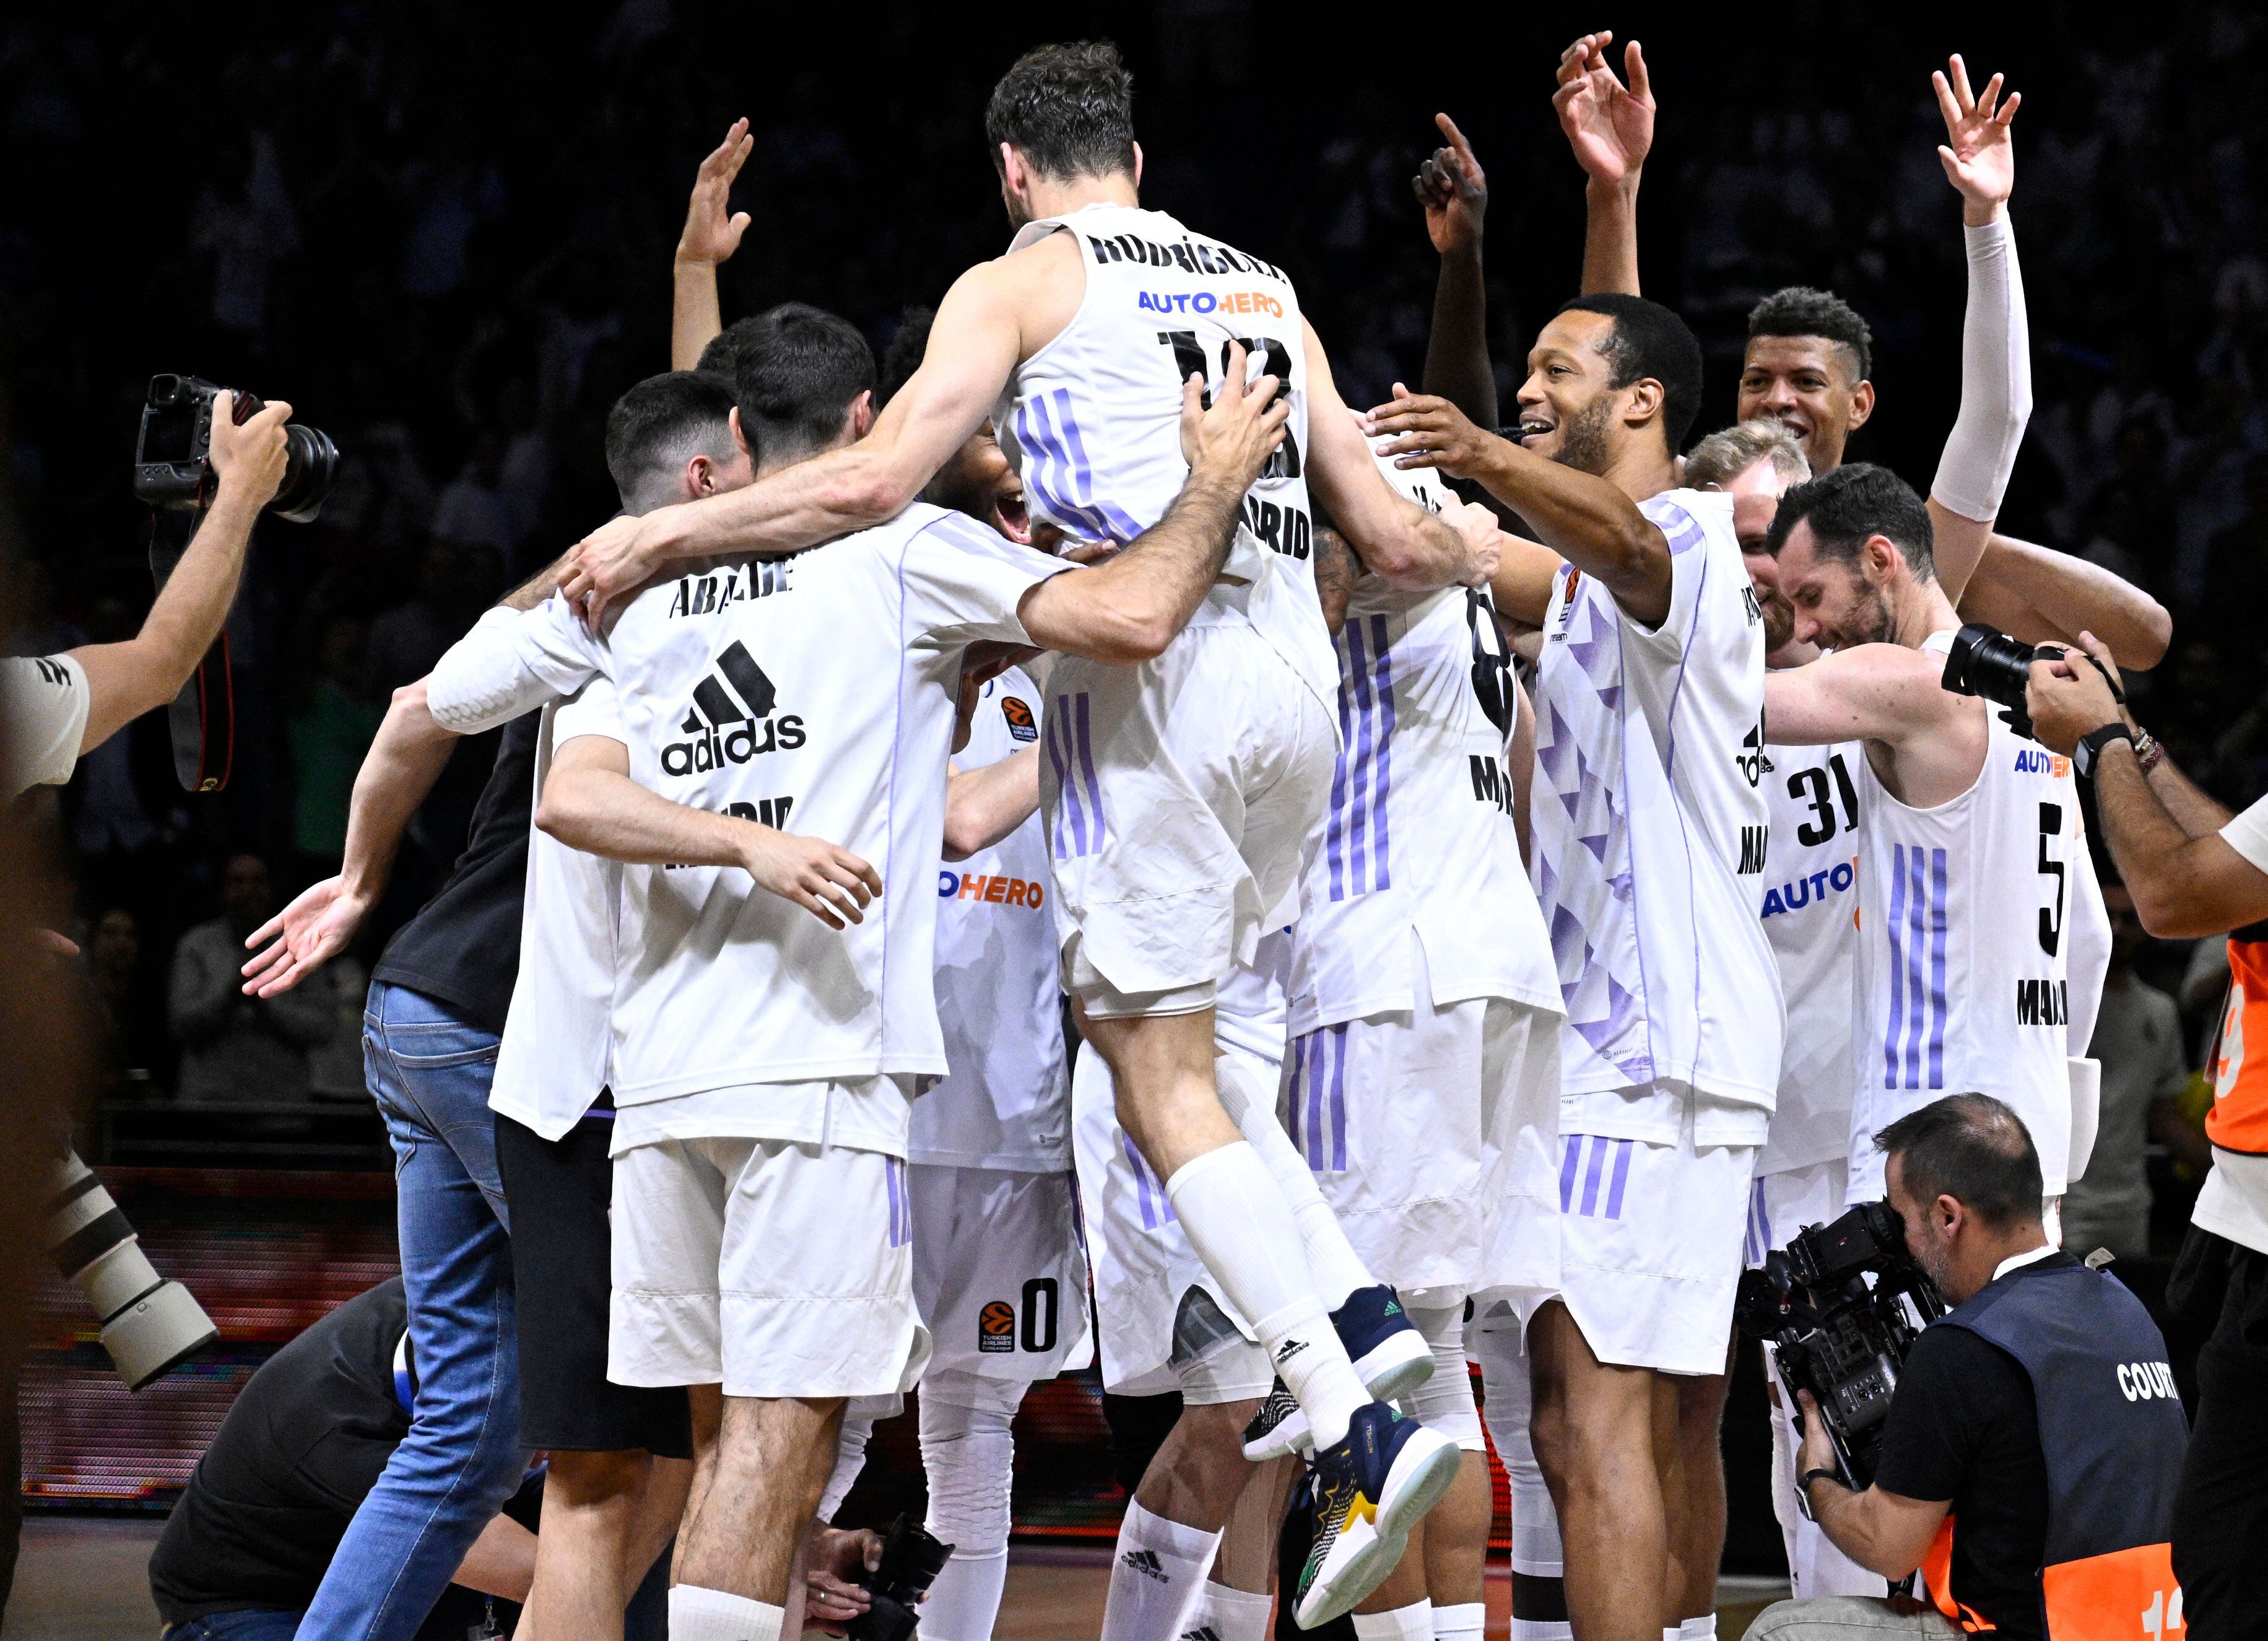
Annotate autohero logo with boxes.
[663,640,804,775]
[978,1300,1015,1354]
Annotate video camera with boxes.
[843,1513,954,1641]
[1734,1200,1946,1490]
[129,374,340,791]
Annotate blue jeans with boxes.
[167,1611,305,1641]
[297,982,528,1641]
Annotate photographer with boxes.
[2,391,290,803]
[1754,1094,2186,1641]
[2028,637,2268,1637]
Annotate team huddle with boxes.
[246,34,2173,1641]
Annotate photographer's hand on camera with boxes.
[2023,630,2131,759]
[799,1526,882,1635]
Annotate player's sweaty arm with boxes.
[1016,344,1291,664]
[1761,643,1955,749]
[562,245,1067,620]
[944,745,1041,861]
[1304,323,1491,591]
[1957,534,2170,669]
[536,733,883,931]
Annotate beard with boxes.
[1549,395,1617,476]
[1826,578,1899,651]
[1760,587,1796,654]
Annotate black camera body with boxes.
[1734,1200,1947,1489]
[845,1514,954,1641]
[1940,621,2040,741]
[133,373,338,522]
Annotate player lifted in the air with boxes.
[557,40,1489,1626]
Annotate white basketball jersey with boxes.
[1848,631,2085,1196]
[1529,489,1783,1107]
[1758,739,1865,1173]
[998,202,1336,710]
[1288,450,1560,1032]
[912,668,1069,1172]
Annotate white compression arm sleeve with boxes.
[1931,217,2033,523]
[426,601,602,734]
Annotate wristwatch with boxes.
[1797,1467,1844,1523]
[2074,721,2134,778]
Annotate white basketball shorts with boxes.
[1743,1156,1852,1268]
[1555,1083,1763,1376]
[609,1134,931,1399]
[1285,991,1561,1313]
[908,1162,1092,1383]
[1043,620,1336,1009]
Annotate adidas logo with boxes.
[1275,1338,1309,1364]
[661,641,805,776]
[1121,1549,1169,1583]
[1180,1627,1223,1640]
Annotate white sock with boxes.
[1512,1622,1573,1641]
[1353,1601,1434,1640]
[1217,1044,1373,1310]
[1679,1617,1718,1641]
[919,1377,1022,1641]
[1101,1499,1222,1641]
[1163,1142,1368,1448]
[1191,1581,1274,1641]
[668,1585,783,1641]
[1433,1601,1486,1640]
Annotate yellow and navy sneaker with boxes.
[1243,1286,1433,1460]
[1292,1400,1461,1629]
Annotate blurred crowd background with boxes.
[1,1,2260,1252]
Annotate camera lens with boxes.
[272,423,341,523]
[1940,622,2038,718]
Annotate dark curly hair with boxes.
[984,41,1137,182]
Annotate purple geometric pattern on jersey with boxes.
[885,1157,912,1248]
[1325,615,1397,902]
[1122,1133,1177,1230]
[1012,388,1148,546]
[1284,1022,1350,1172]
[1558,1134,1635,1219]
[1531,571,1655,1085]
[1640,495,1708,558]
[1882,842,1950,1090]
[1046,692,1108,861]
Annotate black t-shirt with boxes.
[149,1281,412,1624]
[1873,1255,2072,1641]
[371,713,539,1034]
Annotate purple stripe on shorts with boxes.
[1604,1138,1633,1220]
[1579,1134,1610,1217]
[1559,1134,1582,1212]
[1329,1024,1349,1172]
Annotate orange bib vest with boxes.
[2208,937,2268,1156]
[1916,1260,2188,1639]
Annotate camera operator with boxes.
[2,391,290,803]
[2028,637,2268,1637]
[1752,1094,2186,1641]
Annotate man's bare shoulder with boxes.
[955,230,1084,359]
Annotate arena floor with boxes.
[2,1519,1789,1640]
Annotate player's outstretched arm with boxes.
[672,118,754,370]
[1414,113,1497,429]
[1366,385,1669,625]
[536,733,882,930]
[1926,54,2028,603]
[1955,534,2170,669]
[1553,31,1652,297]
[1304,327,1492,591]
[562,250,1048,622]
[1761,642,1953,747]
[944,744,1041,861]
[1017,344,1288,664]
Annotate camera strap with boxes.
[147,510,235,792]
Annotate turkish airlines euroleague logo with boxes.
[978,1300,1015,1353]
[1001,695,1038,742]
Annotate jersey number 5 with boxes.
[2036,802,2066,957]
[1155,331,1301,479]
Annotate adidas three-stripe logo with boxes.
[684,640,776,731]
[663,642,805,776]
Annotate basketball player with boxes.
[1365,289,1787,1641]
[557,43,1493,1622]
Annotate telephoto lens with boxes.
[846,1514,955,1641]
[1939,621,2040,739]
[45,1150,219,1390]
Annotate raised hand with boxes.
[1932,54,2018,224]
[1180,342,1290,489]
[1553,31,1654,188]
[1412,113,1488,256]
[1364,384,1505,482]
[241,875,371,996]
[677,117,755,268]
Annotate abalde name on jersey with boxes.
[665,557,795,618]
